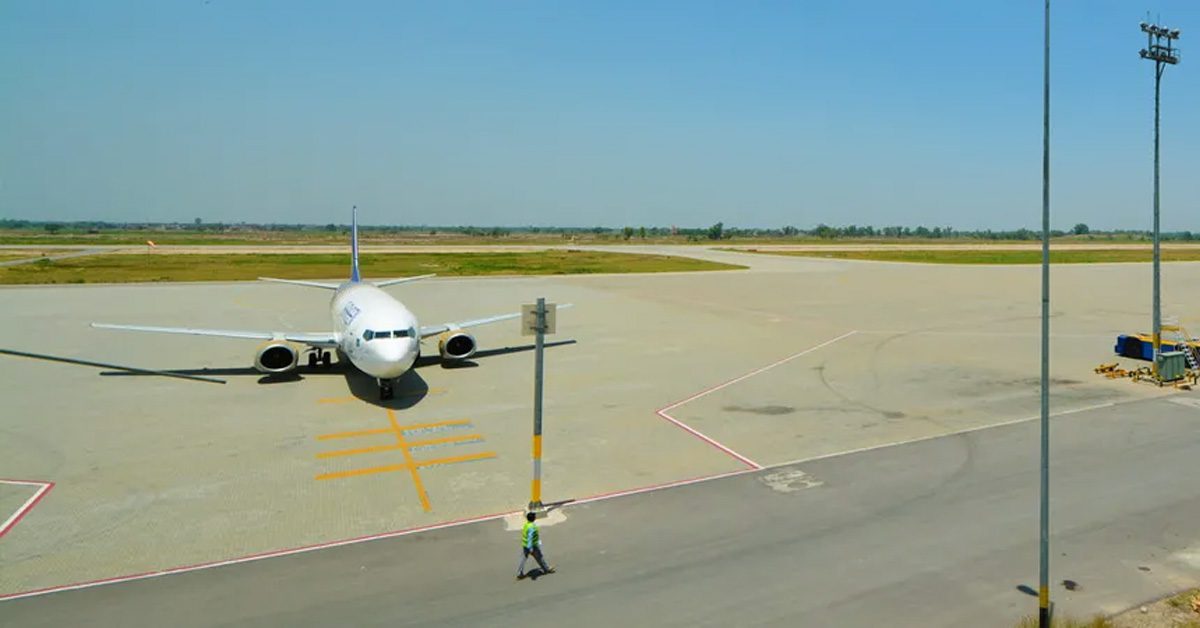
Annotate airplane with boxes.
[92,207,560,400]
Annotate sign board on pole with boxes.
[521,303,556,336]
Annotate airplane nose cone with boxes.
[365,340,417,379]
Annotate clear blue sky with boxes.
[1,1,1196,230]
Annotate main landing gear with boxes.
[378,378,395,401]
[307,349,333,368]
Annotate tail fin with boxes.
[350,205,362,283]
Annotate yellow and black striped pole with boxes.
[1039,1,1051,625]
[529,297,546,511]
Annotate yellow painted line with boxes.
[316,427,394,441]
[389,409,432,512]
[314,451,497,480]
[317,396,358,404]
[406,434,484,449]
[415,451,497,468]
[397,419,472,433]
[316,442,405,459]
[316,463,411,481]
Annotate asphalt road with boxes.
[5,395,1200,627]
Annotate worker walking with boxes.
[516,511,555,579]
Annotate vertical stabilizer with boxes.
[350,205,362,282]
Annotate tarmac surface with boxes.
[4,394,1200,627]
[2,245,1199,623]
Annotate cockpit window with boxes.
[363,328,412,341]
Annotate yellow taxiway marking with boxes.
[315,451,497,481]
[414,451,496,468]
[407,434,485,449]
[317,427,394,441]
[317,429,484,459]
[397,418,471,433]
[316,442,405,459]
[389,409,432,512]
[314,412,494,514]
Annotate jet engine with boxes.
[438,331,477,361]
[254,342,301,374]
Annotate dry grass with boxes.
[0,250,745,285]
[1015,614,1114,627]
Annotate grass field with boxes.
[0,250,744,284]
[746,248,1200,264]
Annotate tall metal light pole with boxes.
[1139,21,1180,378]
[1038,2,1051,625]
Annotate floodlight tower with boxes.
[1139,21,1180,378]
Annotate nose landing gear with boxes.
[378,378,395,400]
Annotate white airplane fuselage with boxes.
[331,282,420,380]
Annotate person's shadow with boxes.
[520,567,556,581]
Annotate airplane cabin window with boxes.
[376,331,392,339]
[394,329,410,337]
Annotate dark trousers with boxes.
[517,546,550,575]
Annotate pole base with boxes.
[527,501,544,512]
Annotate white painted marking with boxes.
[760,468,823,493]
[503,508,567,531]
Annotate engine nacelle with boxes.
[438,331,477,361]
[254,342,301,374]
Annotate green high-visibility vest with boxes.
[522,521,540,548]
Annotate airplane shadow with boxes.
[342,367,427,410]
[14,338,578,409]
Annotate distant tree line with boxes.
[2,218,1198,241]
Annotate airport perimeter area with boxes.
[1,247,1196,609]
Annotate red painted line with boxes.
[572,468,758,505]
[651,331,857,470]
[654,409,761,469]
[0,479,54,540]
[0,467,776,601]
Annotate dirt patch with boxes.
[1110,588,1200,627]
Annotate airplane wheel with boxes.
[380,380,395,400]
[307,353,318,368]
[321,351,332,367]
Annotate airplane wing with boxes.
[374,273,437,288]
[418,304,572,339]
[258,277,343,290]
[91,323,340,349]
